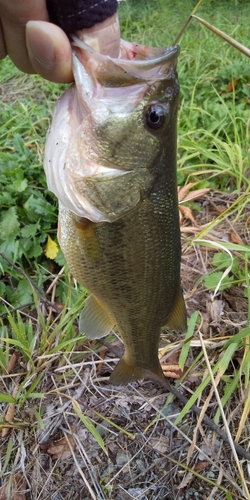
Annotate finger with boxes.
[26,21,73,83]
[0,0,48,73]
[0,19,7,60]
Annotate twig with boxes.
[0,300,35,318]
[172,0,203,44]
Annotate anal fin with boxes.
[79,294,115,339]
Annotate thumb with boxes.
[26,21,73,83]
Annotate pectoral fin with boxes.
[79,294,115,339]
[165,287,187,333]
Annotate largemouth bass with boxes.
[44,37,187,386]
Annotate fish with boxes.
[44,36,187,386]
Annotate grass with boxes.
[0,0,250,498]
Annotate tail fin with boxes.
[110,356,167,386]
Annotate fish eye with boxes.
[145,103,167,130]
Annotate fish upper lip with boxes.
[118,45,180,68]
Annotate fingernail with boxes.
[26,21,55,67]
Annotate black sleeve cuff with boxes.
[46,0,118,33]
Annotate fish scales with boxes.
[60,182,179,360]
[44,38,187,385]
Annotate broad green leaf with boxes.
[0,281,6,295]
[212,252,233,269]
[13,178,28,192]
[54,248,65,266]
[0,207,20,238]
[12,278,33,306]
[24,194,57,218]
[20,223,40,238]
[204,271,234,291]
[26,242,43,259]
[0,235,16,260]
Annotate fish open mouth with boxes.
[44,38,180,222]
[72,35,180,86]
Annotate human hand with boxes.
[0,1,119,83]
[0,0,73,82]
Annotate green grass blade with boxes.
[73,400,107,454]
[0,393,16,403]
